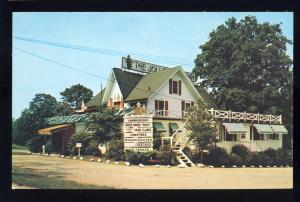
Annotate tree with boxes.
[87,108,122,150]
[13,93,59,145]
[60,84,93,109]
[56,101,73,116]
[186,103,219,163]
[193,16,293,148]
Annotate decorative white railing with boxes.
[207,108,282,124]
[154,110,169,117]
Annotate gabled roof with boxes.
[86,88,106,108]
[112,68,143,99]
[125,67,179,101]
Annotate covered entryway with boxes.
[38,124,75,154]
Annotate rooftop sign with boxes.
[121,56,196,82]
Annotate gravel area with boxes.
[12,154,293,189]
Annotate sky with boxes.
[12,12,293,118]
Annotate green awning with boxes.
[223,123,247,134]
[169,123,179,130]
[270,125,288,134]
[153,122,166,132]
[253,124,274,134]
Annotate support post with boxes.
[78,147,80,158]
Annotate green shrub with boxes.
[246,152,273,166]
[263,148,280,165]
[204,147,230,167]
[277,148,293,166]
[85,140,101,156]
[107,140,125,160]
[246,152,263,166]
[157,150,175,165]
[67,132,98,155]
[26,136,44,153]
[125,151,141,165]
[125,150,158,165]
[231,144,250,159]
[45,140,52,154]
[229,153,243,166]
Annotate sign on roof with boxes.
[122,56,168,73]
[123,115,153,152]
[121,56,196,82]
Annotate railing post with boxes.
[229,109,231,122]
[244,111,246,122]
[257,113,260,123]
[269,114,272,124]
[279,115,282,124]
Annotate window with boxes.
[169,79,182,95]
[270,134,279,140]
[241,134,246,139]
[155,100,168,116]
[173,81,178,94]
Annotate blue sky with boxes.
[13,12,293,118]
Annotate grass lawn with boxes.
[12,166,114,189]
[12,144,28,150]
[12,144,31,155]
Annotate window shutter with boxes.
[165,101,168,116]
[169,79,173,94]
[179,80,182,95]
[181,101,185,111]
[155,100,158,110]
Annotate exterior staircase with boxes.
[167,121,195,167]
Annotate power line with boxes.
[13,46,201,103]
[13,36,195,68]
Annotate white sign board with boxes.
[76,143,82,148]
[122,57,168,73]
[123,115,153,152]
[121,57,196,82]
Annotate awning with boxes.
[253,124,274,134]
[270,125,288,134]
[38,124,72,135]
[169,123,179,130]
[223,123,247,134]
[153,122,166,132]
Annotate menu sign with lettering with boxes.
[123,115,153,152]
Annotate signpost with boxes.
[76,143,82,157]
[123,115,153,152]
[42,145,45,155]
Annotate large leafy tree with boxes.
[87,108,122,150]
[13,93,59,145]
[186,103,219,163]
[193,16,293,148]
[60,84,93,109]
